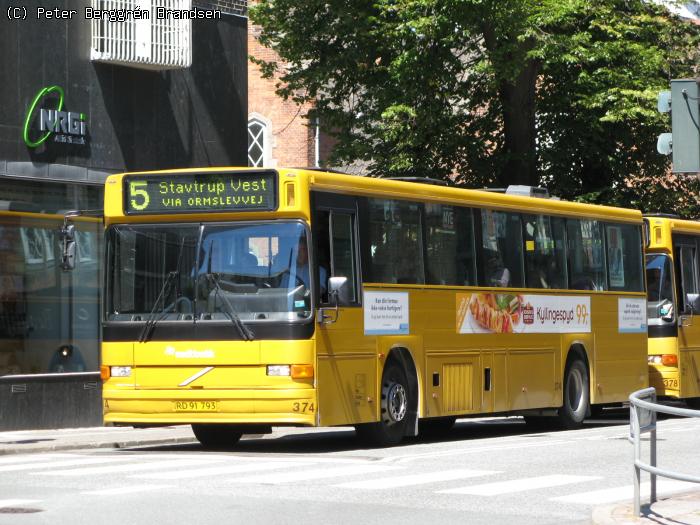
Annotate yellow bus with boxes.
[645,214,700,406]
[97,168,648,447]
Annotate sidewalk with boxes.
[0,425,198,455]
[592,491,700,525]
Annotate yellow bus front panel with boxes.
[102,339,317,426]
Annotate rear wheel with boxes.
[557,359,589,429]
[355,362,410,446]
[191,424,243,449]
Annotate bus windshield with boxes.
[106,221,312,323]
[646,253,674,324]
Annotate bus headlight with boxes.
[110,366,132,377]
[267,365,291,376]
[648,355,662,365]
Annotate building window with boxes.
[247,118,267,167]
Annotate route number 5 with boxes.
[130,181,150,211]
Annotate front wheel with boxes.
[191,424,242,449]
[686,397,700,409]
[557,359,589,429]
[355,362,411,446]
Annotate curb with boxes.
[0,436,199,456]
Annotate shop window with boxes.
[0,180,103,377]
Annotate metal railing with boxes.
[629,387,700,516]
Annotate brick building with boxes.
[247,3,335,170]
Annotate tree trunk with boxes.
[481,22,540,187]
[498,58,540,187]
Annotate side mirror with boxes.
[318,276,349,325]
[60,223,76,271]
[686,293,700,314]
[328,276,349,305]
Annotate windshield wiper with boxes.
[139,270,178,343]
[206,273,255,341]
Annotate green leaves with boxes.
[251,0,700,215]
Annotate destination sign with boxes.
[123,171,277,215]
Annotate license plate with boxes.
[174,400,219,412]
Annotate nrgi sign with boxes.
[23,85,88,148]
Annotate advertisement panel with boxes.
[364,291,410,335]
[456,293,591,334]
[618,297,647,333]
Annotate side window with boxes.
[523,214,567,289]
[425,204,476,286]
[677,243,698,313]
[567,219,606,290]
[367,198,424,284]
[313,209,358,306]
[605,224,643,292]
[480,210,523,288]
[329,212,357,304]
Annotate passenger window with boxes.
[425,204,476,286]
[480,210,523,288]
[677,244,699,313]
[314,211,356,305]
[523,214,567,289]
[567,219,606,290]
[329,213,357,304]
[367,198,424,284]
[605,224,643,292]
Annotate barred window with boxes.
[247,118,266,167]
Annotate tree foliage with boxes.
[250,0,700,215]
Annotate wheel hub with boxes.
[386,383,407,423]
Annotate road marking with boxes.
[389,439,576,464]
[438,474,601,496]
[0,499,41,508]
[0,457,132,473]
[550,480,699,504]
[231,464,399,484]
[133,461,309,480]
[0,454,75,465]
[36,458,217,476]
[334,469,500,489]
[82,485,174,496]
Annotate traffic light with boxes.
[657,79,700,173]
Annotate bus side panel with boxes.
[507,349,557,410]
[424,352,480,416]
[316,308,377,427]
[316,355,377,426]
[585,295,647,404]
[679,320,700,399]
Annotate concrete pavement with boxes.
[1,424,699,524]
[592,491,700,525]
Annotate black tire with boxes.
[191,424,243,449]
[355,362,410,446]
[686,397,700,409]
[557,359,589,429]
[523,415,555,429]
[419,416,456,438]
[589,404,605,418]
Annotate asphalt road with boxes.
[2,412,700,525]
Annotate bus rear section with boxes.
[645,216,700,405]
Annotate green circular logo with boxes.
[23,85,65,148]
